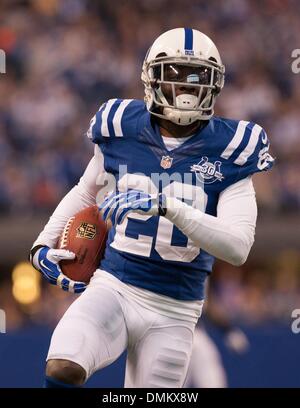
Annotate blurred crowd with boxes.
[209,249,300,325]
[0,0,300,214]
[0,0,300,329]
[2,248,300,331]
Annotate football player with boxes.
[185,280,250,388]
[185,323,249,388]
[30,28,273,388]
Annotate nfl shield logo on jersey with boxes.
[160,155,173,169]
[191,156,224,184]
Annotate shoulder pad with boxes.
[219,119,274,181]
[86,99,146,144]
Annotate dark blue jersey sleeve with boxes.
[219,120,274,185]
[233,125,274,183]
[86,99,145,145]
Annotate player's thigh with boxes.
[125,321,194,388]
[47,285,128,380]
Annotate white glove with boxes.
[31,246,86,293]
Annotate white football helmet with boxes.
[141,28,225,125]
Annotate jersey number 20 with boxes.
[110,174,207,263]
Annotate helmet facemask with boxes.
[142,54,225,125]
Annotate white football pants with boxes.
[47,278,196,388]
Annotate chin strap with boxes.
[156,87,202,126]
[154,83,215,124]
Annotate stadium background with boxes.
[0,0,300,387]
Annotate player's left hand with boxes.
[99,189,167,226]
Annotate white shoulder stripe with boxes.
[113,99,133,137]
[234,124,262,165]
[221,120,249,160]
[101,98,118,137]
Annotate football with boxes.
[57,205,108,283]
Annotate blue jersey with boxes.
[87,99,273,301]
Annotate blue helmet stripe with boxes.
[184,28,193,50]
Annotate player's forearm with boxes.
[165,197,256,266]
[32,148,105,249]
[32,184,96,249]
